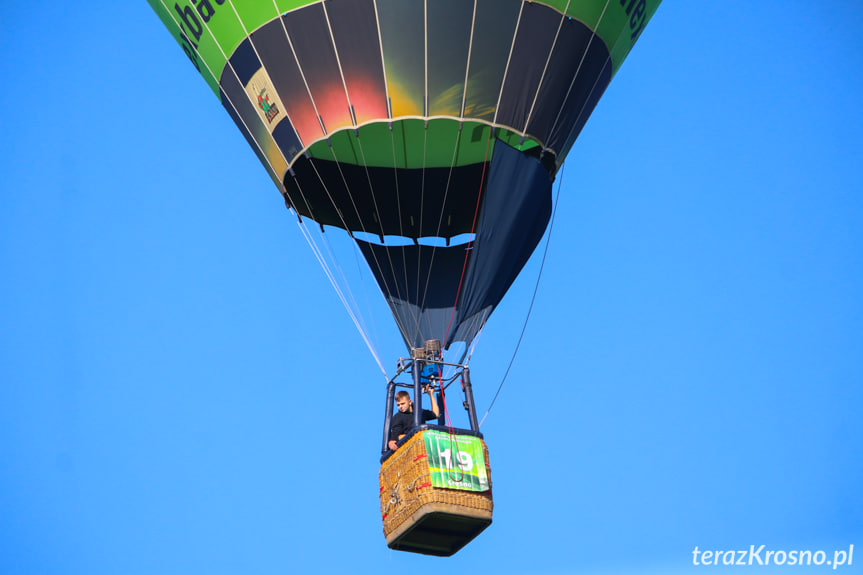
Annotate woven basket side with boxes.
[379,431,493,538]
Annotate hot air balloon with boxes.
[147,0,661,556]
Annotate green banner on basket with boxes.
[423,431,490,492]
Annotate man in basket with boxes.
[387,384,440,451]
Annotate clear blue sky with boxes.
[2,2,862,574]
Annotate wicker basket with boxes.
[379,429,493,556]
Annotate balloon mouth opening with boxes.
[351,231,475,248]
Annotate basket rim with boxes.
[380,424,484,463]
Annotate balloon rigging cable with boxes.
[441,127,495,351]
[157,0,393,378]
[167,0,632,385]
[478,161,566,429]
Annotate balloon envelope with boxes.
[148,0,661,350]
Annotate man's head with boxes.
[395,390,412,413]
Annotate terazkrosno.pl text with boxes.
[692,545,854,569]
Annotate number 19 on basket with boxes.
[423,431,490,492]
[440,448,473,471]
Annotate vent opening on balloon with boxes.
[352,231,476,248]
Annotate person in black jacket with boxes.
[388,385,440,451]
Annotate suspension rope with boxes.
[545,0,614,154]
[386,125,414,346]
[293,212,389,377]
[158,0,392,372]
[492,1,526,127]
[410,125,430,345]
[293,187,388,373]
[415,123,466,346]
[420,360,464,483]
[436,363,465,483]
[460,307,491,364]
[521,0,572,136]
[351,239,383,350]
[263,0,399,372]
[271,0,431,361]
[289,159,391,372]
[290,171,386,373]
[464,0,616,385]
[478,161,566,428]
[440,127,494,350]
[312,145,413,342]
[174,0,623,380]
